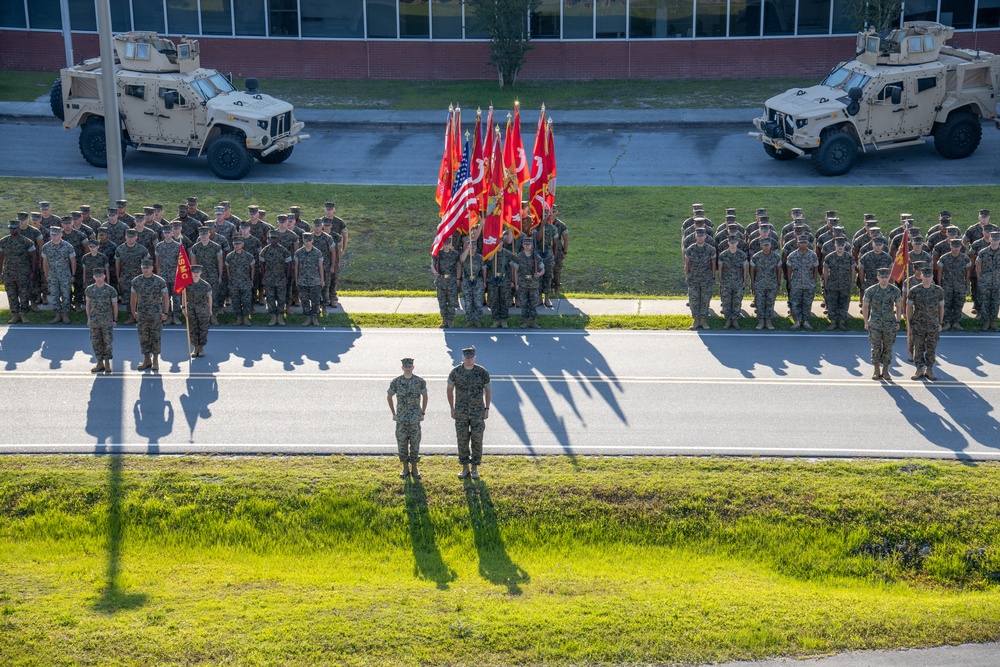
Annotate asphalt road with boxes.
[4,119,1000,186]
[1,326,998,456]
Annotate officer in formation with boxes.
[717,236,747,329]
[130,258,169,371]
[0,220,37,323]
[684,228,715,330]
[906,266,945,381]
[84,267,117,373]
[294,232,325,327]
[513,235,544,329]
[487,229,516,328]
[260,230,292,326]
[447,346,491,481]
[387,357,428,480]
[459,236,487,327]
[978,231,1000,330]
[183,265,213,357]
[863,267,902,381]
[41,226,76,323]
[786,236,819,330]
[225,236,255,326]
[822,238,855,330]
[433,234,460,328]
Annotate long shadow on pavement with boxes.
[698,331,869,378]
[463,478,529,595]
[0,326,43,370]
[880,384,970,459]
[93,455,147,613]
[133,376,173,451]
[925,367,1000,450]
[179,355,219,444]
[404,479,457,590]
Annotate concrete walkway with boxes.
[714,642,1000,667]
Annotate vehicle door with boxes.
[898,72,944,137]
[152,83,197,149]
[116,76,157,144]
[865,77,906,141]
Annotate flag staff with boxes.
[182,288,192,368]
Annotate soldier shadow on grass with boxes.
[92,455,147,613]
[698,328,867,378]
[463,479,529,595]
[443,327,627,459]
[404,479,457,590]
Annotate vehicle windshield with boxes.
[209,73,236,93]
[190,74,237,101]
[821,66,871,92]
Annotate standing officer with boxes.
[183,265,213,357]
[549,204,569,296]
[388,357,428,480]
[186,196,209,224]
[447,346,491,481]
[80,239,109,289]
[535,207,560,308]
[750,238,781,330]
[907,266,945,381]
[976,231,1000,331]
[0,220,38,323]
[294,232,325,326]
[684,227,716,330]
[717,236,747,329]
[226,237,256,326]
[822,238,855,330]
[787,236,820,331]
[155,224,183,325]
[85,267,117,373]
[115,199,135,227]
[862,267,902,381]
[59,216,89,311]
[513,235,544,329]
[319,201,348,307]
[190,227,224,325]
[115,228,149,321]
[130,259,169,371]
[260,231,291,326]
[459,235,487,327]
[41,226,76,323]
[487,229,516,328]
[432,235,461,328]
[937,239,972,330]
[15,212,43,312]
[103,206,129,247]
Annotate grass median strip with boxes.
[1,455,998,666]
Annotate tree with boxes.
[467,0,541,89]
[845,0,903,32]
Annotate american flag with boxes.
[432,141,477,256]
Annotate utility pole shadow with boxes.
[93,455,147,613]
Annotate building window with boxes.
[111,0,131,31]
[564,0,592,38]
[980,0,1000,27]
[630,0,693,38]
[831,0,856,33]
[730,0,762,36]
[903,0,938,22]
[27,0,61,30]
[367,0,397,37]
[0,0,26,28]
[235,0,266,35]
[531,0,560,39]
[431,0,462,38]
[796,0,830,35]
[202,0,233,35]
[764,0,796,35]
[399,0,429,38]
[132,0,165,32]
[269,0,298,36]
[597,0,627,38]
[464,2,489,38]
[696,0,727,37]
[69,0,97,31]
[940,0,974,29]
[167,0,200,34]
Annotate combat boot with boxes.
[500,319,508,329]
[543,296,553,308]
[521,318,530,329]
[838,320,848,331]
[790,321,801,331]
[268,314,277,327]
[881,364,892,381]
[277,316,286,326]
[197,346,206,358]
[765,319,775,330]
[731,318,741,330]
[756,319,765,330]
[19,313,29,324]
[191,346,199,358]
[137,354,152,370]
[150,354,159,371]
[827,321,837,331]
[210,314,219,326]
[29,302,40,312]
[871,363,881,381]
[245,315,253,327]
[689,319,699,331]
[64,312,73,323]
[91,360,105,373]
[8,313,19,324]
[723,318,732,330]
[104,359,112,373]
[125,314,136,325]
[50,313,62,324]
[924,365,938,381]
[529,318,540,329]
[701,318,711,330]
[311,315,320,326]
[233,316,243,326]
[492,319,502,328]
[302,316,312,327]
[952,322,964,331]
[911,366,925,381]
[802,321,814,331]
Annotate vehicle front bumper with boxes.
[258,121,310,156]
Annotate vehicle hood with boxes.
[208,91,294,119]
[764,85,848,118]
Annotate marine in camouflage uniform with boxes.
[276,217,301,312]
[85,269,117,373]
[937,240,972,328]
[684,228,716,329]
[55,219,89,310]
[976,232,1000,330]
[388,358,428,478]
[863,268,902,381]
[822,239,855,330]
[130,260,169,370]
[717,237,747,329]
[190,229,224,323]
[294,234,325,326]
[907,267,945,380]
[750,239,781,329]
[260,233,292,326]
[225,238,256,326]
[448,346,492,479]
[859,239,893,296]
[487,239,516,328]
[434,236,461,328]
[155,229,184,323]
[308,221,337,313]
[536,215,560,307]
[41,229,76,322]
[102,210,129,247]
[786,240,819,330]
[549,208,569,295]
[459,239,487,327]
[0,221,37,321]
[320,203,348,305]
[115,231,149,315]
[15,213,43,310]
[513,236,544,328]
[184,267,213,356]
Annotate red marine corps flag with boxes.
[502,114,521,237]
[174,244,194,293]
[544,118,557,210]
[890,227,910,282]
[483,125,505,261]
[436,106,457,217]
[528,104,549,228]
[512,101,530,187]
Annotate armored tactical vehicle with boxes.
[52,31,309,180]
[750,22,1000,176]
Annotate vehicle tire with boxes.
[50,78,64,121]
[812,129,858,176]
[256,146,294,164]
[78,118,127,168]
[764,143,798,161]
[207,134,253,180]
[934,112,982,159]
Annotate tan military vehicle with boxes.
[52,31,309,180]
[750,22,1000,176]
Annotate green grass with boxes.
[5,178,1000,297]
[2,70,815,109]
[1,456,999,666]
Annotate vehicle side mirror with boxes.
[163,91,177,110]
[848,87,862,101]
[890,86,902,105]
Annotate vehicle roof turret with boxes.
[113,31,201,74]
[855,21,955,67]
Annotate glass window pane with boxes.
[696,0,727,36]
[831,0,856,33]
[367,0,396,37]
[400,0,429,38]
[69,0,97,31]
[564,0,592,38]
[0,0,27,28]
[630,0,693,38]
[531,0,560,39]
[903,0,937,22]
[465,3,488,38]
[940,0,974,29]
[235,0,265,35]
[111,0,131,31]
[269,0,298,36]
[729,0,760,36]
[797,0,830,35]
[979,0,1000,28]
[596,0,626,37]
[202,0,232,35]
[763,0,795,35]
[28,0,61,29]
[167,0,199,34]
[431,0,462,38]
[132,0,165,32]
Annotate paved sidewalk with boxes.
[713,642,1000,667]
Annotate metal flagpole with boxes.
[183,288,192,366]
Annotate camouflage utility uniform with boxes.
[786,248,819,325]
[186,278,212,347]
[0,234,36,314]
[448,363,491,466]
[388,374,427,464]
[908,283,944,370]
[294,246,325,317]
[225,249,256,320]
[155,238,183,319]
[823,252,855,323]
[938,252,971,325]
[750,250,781,320]
[42,239,75,313]
[976,245,1000,326]
[85,283,117,361]
[514,250,543,322]
[260,244,292,317]
[864,283,901,365]
[487,247,515,324]
[435,246,461,323]
[115,243,149,304]
[684,243,716,321]
[717,247,747,320]
[131,273,168,355]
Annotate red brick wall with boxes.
[5,28,1000,80]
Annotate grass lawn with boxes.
[4,178,1000,296]
[1,456,998,666]
[2,70,815,110]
